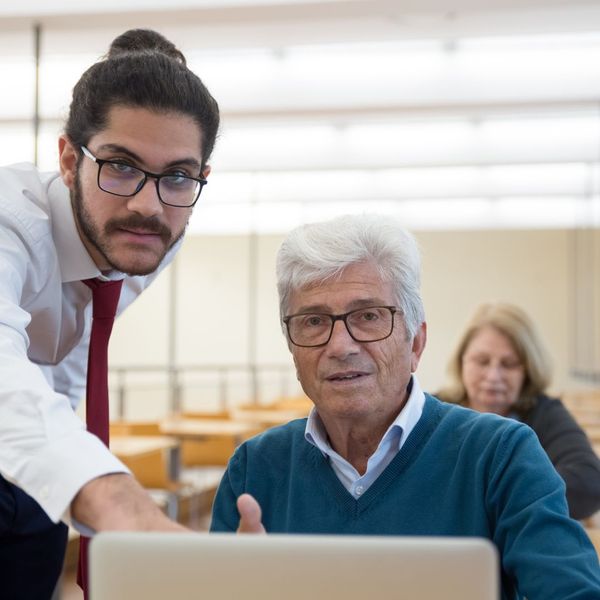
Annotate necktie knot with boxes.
[83,278,123,320]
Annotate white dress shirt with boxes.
[0,163,179,525]
[305,375,425,499]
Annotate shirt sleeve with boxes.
[0,219,129,526]
[487,423,600,598]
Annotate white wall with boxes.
[418,229,570,394]
[108,227,583,419]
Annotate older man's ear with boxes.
[410,322,427,373]
[236,493,266,534]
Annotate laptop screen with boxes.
[90,532,499,600]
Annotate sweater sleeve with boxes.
[525,396,600,520]
[487,423,600,599]
[210,446,246,532]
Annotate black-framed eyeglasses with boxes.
[80,145,207,208]
[283,306,397,348]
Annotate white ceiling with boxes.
[2,0,600,232]
[2,0,600,42]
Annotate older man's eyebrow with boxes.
[289,304,331,315]
[346,298,391,310]
[291,298,390,314]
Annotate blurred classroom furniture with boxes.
[563,390,600,442]
[230,395,310,426]
[578,426,600,444]
[176,410,240,469]
[160,416,259,481]
[231,407,309,427]
[110,418,246,525]
[585,529,600,556]
[107,400,306,524]
[159,417,258,442]
[111,434,182,519]
[110,435,179,481]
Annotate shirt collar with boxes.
[305,374,426,456]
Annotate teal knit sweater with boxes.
[211,395,600,599]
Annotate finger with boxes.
[236,493,266,534]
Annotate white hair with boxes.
[276,213,425,339]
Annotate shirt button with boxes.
[355,485,364,496]
[39,485,50,499]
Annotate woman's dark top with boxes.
[519,395,600,520]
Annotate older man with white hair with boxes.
[211,214,600,600]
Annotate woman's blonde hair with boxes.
[440,302,553,413]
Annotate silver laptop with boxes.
[90,532,499,600]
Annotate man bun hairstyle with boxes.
[107,29,186,64]
[65,28,219,169]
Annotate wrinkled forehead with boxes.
[287,262,395,313]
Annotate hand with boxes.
[71,473,188,532]
[236,493,266,533]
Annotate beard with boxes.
[71,170,186,276]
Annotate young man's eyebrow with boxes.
[94,143,202,171]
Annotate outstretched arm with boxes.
[71,473,187,532]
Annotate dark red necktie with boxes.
[77,278,123,597]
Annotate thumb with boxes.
[237,493,266,534]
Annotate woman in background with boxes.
[439,302,600,520]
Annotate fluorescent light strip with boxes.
[188,196,599,234]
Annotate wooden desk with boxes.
[110,435,181,481]
[231,408,309,427]
[583,426,600,443]
[111,435,181,482]
[160,419,258,469]
[111,435,183,519]
[563,392,600,410]
[111,435,178,458]
[574,412,600,427]
[585,528,600,556]
[110,435,180,481]
[160,418,257,444]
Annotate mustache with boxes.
[104,215,171,243]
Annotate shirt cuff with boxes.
[15,429,131,524]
